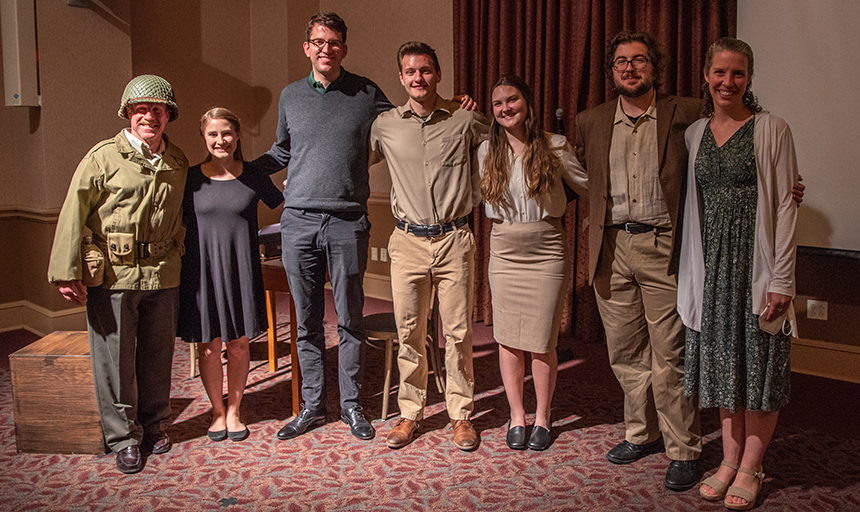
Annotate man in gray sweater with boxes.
[254,12,392,441]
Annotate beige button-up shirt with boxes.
[370,96,489,226]
[607,96,672,227]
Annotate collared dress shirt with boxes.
[370,95,489,225]
[479,133,588,222]
[607,95,672,227]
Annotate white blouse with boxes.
[478,133,588,222]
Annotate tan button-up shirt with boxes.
[370,96,489,225]
[607,96,672,227]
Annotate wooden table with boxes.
[261,258,302,416]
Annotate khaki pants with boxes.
[388,226,475,421]
[593,227,701,460]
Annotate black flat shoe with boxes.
[341,406,375,440]
[277,406,327,440]
[207,429,228,442]
[505,420,526,450]
[527,425,552,451]
[227,427,250,442]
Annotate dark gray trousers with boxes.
[280,208,369,413]
[86,287,178,452]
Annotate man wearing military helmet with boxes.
[48,74,188,474]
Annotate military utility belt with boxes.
[396,215,469,238]
[106,232,176,265]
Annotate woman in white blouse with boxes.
[478,76,587,451]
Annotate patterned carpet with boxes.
[2,294,860,511]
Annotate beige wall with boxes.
[1,0,453,333]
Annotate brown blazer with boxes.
[574,93,702,284]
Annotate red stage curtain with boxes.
[454,0,736,344]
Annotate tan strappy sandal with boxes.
[699,460,740,501]
[724,467,765,511]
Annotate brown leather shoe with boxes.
[386,418,418,449]
[116,445,143,474]
[143,430,172,455]
[451,419,479,451]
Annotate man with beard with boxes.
[574,31,703,490]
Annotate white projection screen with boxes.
[737,1,860,251]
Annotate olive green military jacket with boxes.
[48,131,188,290]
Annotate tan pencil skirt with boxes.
[488,217,569,353]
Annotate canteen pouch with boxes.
[106,232,136,266]
[80,241,105,287]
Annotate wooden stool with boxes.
[365,302,445,420]
[10,331,105,454]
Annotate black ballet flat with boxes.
[506,420,527,450]
[227,427,250,442]
[528,425,552,451]
[207,429,228,442]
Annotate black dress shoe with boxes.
[207,429,228,442]
[116,445,143,474]
[606,439,663,464]
[527,425,552,451]
[505,420,526,450]
[664,459,702,491]
[143,431,172,455]
[341,406,375,440]
[277,407,326,440]
[227,427,250,442]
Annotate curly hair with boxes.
[701,37,762,117]
[604,31,665,87]
[481,76,561,208]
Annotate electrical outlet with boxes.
[380,248,388,262]
[371,247,378,261]
[807,299,828,321]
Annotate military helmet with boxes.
[117,74,179,122]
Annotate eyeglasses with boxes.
[613,56,649,71]
[307,38,344,51]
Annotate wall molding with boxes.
[0,206,60,223]
[792,337,860,384]
[0,300,85,337]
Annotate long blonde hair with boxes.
[481,76,560,207]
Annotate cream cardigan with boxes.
[677,112,798,336]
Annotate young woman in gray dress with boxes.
[677,38,798,510]
[179,108,283,442]
[478,76,587,451]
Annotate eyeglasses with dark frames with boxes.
[613,56,650,71]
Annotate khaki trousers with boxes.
[388,226,475,421]
[593,227,701,460]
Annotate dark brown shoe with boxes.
[116,445,143,474]
[143,430,172,455]
[451,419,479,451]
[386,418,418,449]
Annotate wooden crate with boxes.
[10,331,105,454]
